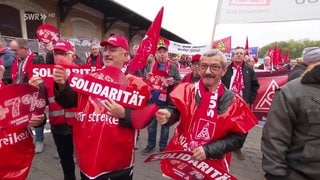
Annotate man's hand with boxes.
[155,109,171,125]
[192,146,207,161]
[28,76,44,88]
[104,98,125,119]
[53,65,68,90]
[29,113,45,127]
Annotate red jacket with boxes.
[161,82,258,173]
[54,73,150,179]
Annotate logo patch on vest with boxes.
[194,118,216,141]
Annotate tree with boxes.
[258,39,320,60]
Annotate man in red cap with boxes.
[181,54,201,83]
[28,39,78,179]
[53,35,151,180]
[53,40,76,62]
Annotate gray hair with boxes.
[12,38,29,49]
[201,49,227,67]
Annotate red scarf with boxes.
[187,80,225,150]
[230,62,244,95]
[11,50,34,83]
[121,60,130,73]
[152,60,170,73]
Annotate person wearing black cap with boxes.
[141,38,181,155]
[261,47,320,180]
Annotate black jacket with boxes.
[287,63,307,82]
[262,63,320,180]
[222,64,260,104]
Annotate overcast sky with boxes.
[115,0,320,48]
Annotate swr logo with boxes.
[24,13,55,21]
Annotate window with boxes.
[72,18,97,38]
[0,5,22,37]
[25,11,42,39]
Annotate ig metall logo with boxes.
[24,13,55,21]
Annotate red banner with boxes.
[212,36,232,53]
[129,7,164,72]
[68,67,150,109]
[144,150,236,180]
[28,64,96,81]
[146,70,169,92]
[252,71,288,121]
[0,84,46,129]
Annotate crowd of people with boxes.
[0,34,319,180]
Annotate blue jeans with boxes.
[34,126,44,142]
[147,117,169,150]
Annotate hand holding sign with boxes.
[104,98,125,119]
[28,76,44,89]
[53,64,69,89]
[29,113,45,127]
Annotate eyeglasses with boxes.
[200,63,222,71]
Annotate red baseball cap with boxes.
[100,35,129,51]
[192,54,201,63]
[53,40,74,52]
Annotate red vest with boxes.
[161,82,257,172]
[71,75,148,178]
[45,80,77,125]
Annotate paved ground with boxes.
[27,123,265,180]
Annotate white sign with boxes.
[216,0,320,24]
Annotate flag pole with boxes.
[211,0,223,47]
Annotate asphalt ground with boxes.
[27,122,265,180]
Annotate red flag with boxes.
[212,36,231,53]
[129,7,164,72]
[131,104,159,129]
[245,36,249,56]
[284,49,290,62]
[271,45,282,67]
